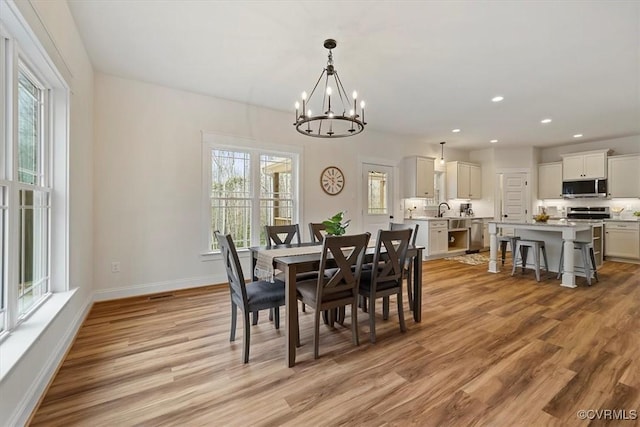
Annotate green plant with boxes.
[322,211,351,236]
[634,211,640,217]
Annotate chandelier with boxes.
[294,39,366,138]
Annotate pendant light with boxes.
[440,141,446,164]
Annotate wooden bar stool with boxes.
[557,241,599,286]
[511,239,549,282]
[498,235,521,266]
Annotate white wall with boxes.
[0,0,95,425]
[539,135,640,163]
[92,73,464,296]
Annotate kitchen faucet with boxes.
[438,202,451,217]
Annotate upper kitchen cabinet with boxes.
[403,156,435,198]
[446,161,482,199]
[561,149,609,180]
[538,162,563,199]
[608,154,640,198]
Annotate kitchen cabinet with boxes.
[605,221,640,260]
[561,150,608,180]
[446,161,482,199]
[537,162,563,199]
[403,156,435,198]
[428,220,448,256]
[608,155,640,198]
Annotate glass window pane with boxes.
[18,71,42,185]
[210,150,251,250]
[18,189,49,317]
[260,155,293,244]
[368,171,387,214]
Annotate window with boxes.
[0,8,68,341]
[203,135,299,252]
[367,171,388,214]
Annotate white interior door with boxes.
[500,172,528,223]
[362,163,394,236]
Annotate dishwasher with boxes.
[466,219,484,253]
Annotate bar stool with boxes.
[498,235,521,266]
[511,239,549,282]
[557,241,599,286]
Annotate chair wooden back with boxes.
[372,229,412,288]
[308,222,327,243]
[316,233,371,302]
[215,231,248,307]
[265,224,301,247]
[389,222,419,246]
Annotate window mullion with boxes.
[250,151,261,246]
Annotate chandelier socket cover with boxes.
[294,39,366,138]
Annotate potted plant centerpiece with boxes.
[322,211,351,236]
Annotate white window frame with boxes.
[201,132,301,255]
[0,2,69,344]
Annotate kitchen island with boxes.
[488,221,597,288]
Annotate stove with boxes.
[567,206,611,220]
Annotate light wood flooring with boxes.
[30,258,640,426]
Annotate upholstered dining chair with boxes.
[295,232,371,359]
[389,222,419,308]
[215,231,286,363]
[265,224,302,247]
[308,222,327,243]
[359,228,411,343]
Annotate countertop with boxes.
[604,218,640,222]
[405,216,494,221]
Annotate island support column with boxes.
[488,222,500,273]
[561,228,577,288]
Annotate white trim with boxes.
[3,289,89,427]
[93,274,228,302]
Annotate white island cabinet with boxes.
[488,221,595,288]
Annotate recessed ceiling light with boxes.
[491,96,504,102]
[452,129,461,133]
[490,139,498,143]
[540,118,552,124]
[573,134,583,138]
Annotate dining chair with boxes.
[389,222,419,309]
[308,222,327,243]
[215,231,286,363]
[359,228,411,343]
[265,224,302,247]
[265,223,310,316]
[296,232,371,359]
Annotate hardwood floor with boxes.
[30,258,640,426]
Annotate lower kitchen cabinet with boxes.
[428,220,449,256]
[605,221,640,261]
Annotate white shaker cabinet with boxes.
[604,221,640,260]
[538,162,563,199]
[446,161,482,199]
[403,156,435,198]
[562,150,608,180]
[608,155,640,198]
[428,220,448,255]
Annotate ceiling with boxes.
[67,0,640,150]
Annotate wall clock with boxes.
[320,166,345,195]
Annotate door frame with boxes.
[358,156,399,233]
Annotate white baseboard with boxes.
[93,274,228,302]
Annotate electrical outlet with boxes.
[111,261,120,273]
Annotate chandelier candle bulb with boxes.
[361,101,365,123]
[295,102,299,121]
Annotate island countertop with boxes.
[487,221,600,288]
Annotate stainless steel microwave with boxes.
[562,179,607,198]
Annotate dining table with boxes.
[249,241,424,367]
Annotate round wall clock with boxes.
[320,166,345,195]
